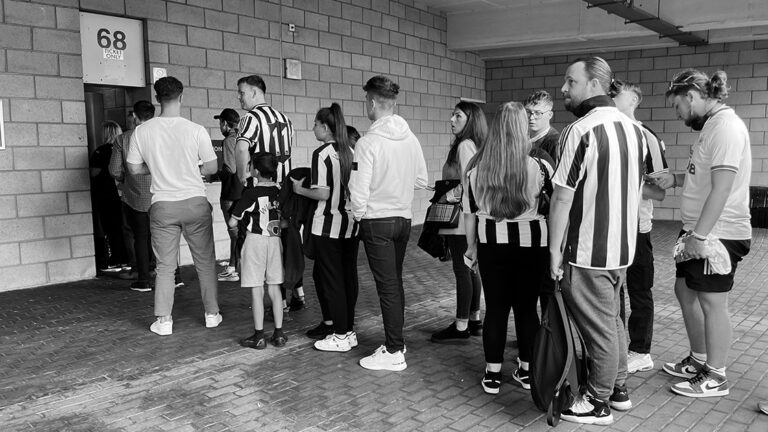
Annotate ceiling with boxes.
[421,0,768,59]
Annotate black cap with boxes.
[214,108,239,124]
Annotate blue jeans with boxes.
[149,197,218,317]
[359,217,411,353]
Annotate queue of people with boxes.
[94,60,755,425]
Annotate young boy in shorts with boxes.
[229,152,287,349]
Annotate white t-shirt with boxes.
[681,107,752,240]
[127,117,217,204]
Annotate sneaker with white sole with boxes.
[346,331,358,348]
[315,334,352,352]
[217,267,240,282]
[359,345,407,371]
[671,369,729,398]
[561,393,614,425]
[663,354,704,379]
[628,351,654,373]
[205,313,223,328]
[150,318,173,336]
[759,400,768,415]
[609,385,632,411]
[482,369,502,394]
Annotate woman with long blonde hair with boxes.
[463,101,554,395]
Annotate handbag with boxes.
[423,179,462,230]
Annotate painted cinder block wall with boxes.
[485,41,768,222]
[0,0,485,292]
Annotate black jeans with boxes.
[477,242,546,364]
[360,217,411,353]
[124,204,153,282]
[444,235,482,319]
[620,231,654,354]
[313,235,360,334]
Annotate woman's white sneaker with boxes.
[627,351,654,373]
[150,318,173,336]
[314,334,352,352]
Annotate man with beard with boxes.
[548,57,666,425]
[651,69,751,399]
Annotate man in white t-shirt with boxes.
[127,77,222,336]
[652,69,751,399]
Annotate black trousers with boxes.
[124,204,153,282]
[360,217,411,353]
[620,231,654,354]
[477,242,546,364]
[445,235,482,319]
[312,235,360,334]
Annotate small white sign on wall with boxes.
[80,12,145,87]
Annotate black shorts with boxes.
[675,230,750,293]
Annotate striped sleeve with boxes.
[552,125,589,191]
[310,146,330,189]
[708,125,743,173]
[641,125,668,175]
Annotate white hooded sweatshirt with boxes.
[350,114,428,220]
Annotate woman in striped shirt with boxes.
[430,102,487,343]
[291,103,359,352]
[464,101,554,395]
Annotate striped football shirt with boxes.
[310,142,357,239]
[230,183,281,236]
[237,103,294,182]
[553,103,665,270]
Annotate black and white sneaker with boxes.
[306,322,334,340]
[512,367,530,390]
[481,369,502,395]
[561,393,614,425]
[609,385,632,411]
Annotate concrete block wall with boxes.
[0,0,94,292]
[0,0,485,291]
[485,41,768,221]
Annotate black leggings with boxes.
[478,243,547,364]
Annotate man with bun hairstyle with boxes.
[127,76,222,336]
[549,57,666,425]
[350,75,428,372]
[652,69,751,398]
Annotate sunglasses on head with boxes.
[668,75,703,92]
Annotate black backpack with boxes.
[529,283,588,426]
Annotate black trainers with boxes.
[130,280,153,292]
[306,322,334,340]
[288,296,305,311]
[430,323,470,343]
[609,385,632,411]
[512,367,530,390]
[240,332,267,350]
[469,320,483,336]
[270,331,288,347]
[561,393,614,425]
[481,369,502,394]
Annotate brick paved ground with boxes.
[0,221,767,432]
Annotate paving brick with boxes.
[62,102,86,124]
[126,0,167,20]
[148,20,187,45]
[0,195,18,219]
[38,124,86,147]
[0,75,35,98]
[59,54,82,77]
[239,54,270,75]
[79,0,124,14]
[40,169,89,192]
[33,28,80,54]
[0,216,44,242]
[67,191,92,213]
[20,237,71,264]
[0,242,21,266]
[35,77,85,100]
[55,6,79,31]
[17,192,68,217]
[0,171,42,195]
[47,256,96,283]
[7,50,58,75]
[190,68,224,89]
[207,50,239,71]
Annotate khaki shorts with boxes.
[240,233,283,287]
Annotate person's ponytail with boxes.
[708,71,730,101]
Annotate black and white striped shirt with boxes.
[553,99,665,269]
[311,142,357,239]
[237,103,294,182]
[463,156,553,247]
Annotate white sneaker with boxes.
[315,334,352,352]
[347,331,358,348]
[205,312,223,328]
[627,351,654,373]
[359,345,407,371]
[150,318,173,336]
[217,267,239,282]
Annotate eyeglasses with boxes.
[525,109,551,118]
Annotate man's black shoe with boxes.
[306,322,333,340]
[469,320,483,336]
[430,322,470,344]
[240,332,267,350]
